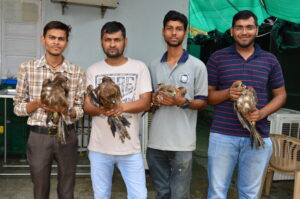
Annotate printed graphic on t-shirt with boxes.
[95,73,138,103]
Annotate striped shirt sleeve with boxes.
[268,56,285,89]
[207,54,218,86]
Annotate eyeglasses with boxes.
[233,25,257,32]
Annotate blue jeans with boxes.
[146,148,193,199]
[88,151,147,199]
[207,133,272,199]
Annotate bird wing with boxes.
[99,80,122,109]
[178,86,187,97]
[87,85,100,107]
[234,101,251,132]
[247,86,257,106]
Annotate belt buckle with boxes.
[48,126,57,136]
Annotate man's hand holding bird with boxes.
[231,80,265,148]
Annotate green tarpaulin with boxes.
[263,0,300,23]
[189,0,300,36]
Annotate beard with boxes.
[103,47,125,58]
[105,51,123,58]
[48,52,61,56]
[165,38,184,47]
[235,36,255,48]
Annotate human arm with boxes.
[156,89,207,110]
[246,55,286,122]
[25,100,42,114]
[208,85,242,105]
[105,92,152,115]
[246,86,286,122]
[206,52,242,105]
[84,92,152,116]
[83,94,108,116]
[14,63,33,116]
[65,69,86,120]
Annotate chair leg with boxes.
[294,170,300,199]
[264,169,274,196]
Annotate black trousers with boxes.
[26,127,78,199]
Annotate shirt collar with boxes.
[230,43,262,57]
[160,49,189,63]
[36,55,75,74]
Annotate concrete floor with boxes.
[0,119,295,198]
[0,154,294,199]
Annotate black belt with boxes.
[30,124,75,136]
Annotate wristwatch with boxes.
[179,98,190,109]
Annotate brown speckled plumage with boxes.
[151,83,186,113]
[41,73,69,144]
[232,81,265,148]
[87,76,131,143]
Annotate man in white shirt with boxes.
[84,21,152,199]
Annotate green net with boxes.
[189,0,269,36]
[189,0,300,37]
[263,0,300,23]
[272,19,300,52]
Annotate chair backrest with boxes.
[269,134,300,173]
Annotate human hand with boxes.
[99,104,124,116]
[159,88,185,106]
[229,86,242,101]
[41,103,57,113]
[61,108,76,118]
[41,102,69,116]
[152,93,160,106]
[245,109,264,122]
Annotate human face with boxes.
[101,31,127,58]
[231,17,258,48]
[41,29,68,56]
[163,20,186,47]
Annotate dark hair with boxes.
[232,10,258,27]
[101,21,126,38]
[43,21,71,41]
[163,10,188,31]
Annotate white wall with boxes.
[43,0,189,70]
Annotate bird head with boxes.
[40,73,69,113]
[232,80,245,88]
[156,84,177,98]
[102,76,114,83]
[98,76,122,109]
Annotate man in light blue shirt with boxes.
[147,10,208,199]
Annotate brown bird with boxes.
[87,76,131,143]
[151,83,186,113]
[232,81,265,149]
[40,73,69,144]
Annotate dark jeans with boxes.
[146,148,193,199]
[26,127,78,199]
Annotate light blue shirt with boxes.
[148,50,208,151]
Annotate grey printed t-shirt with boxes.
[148,50,208,151]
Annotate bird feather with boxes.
[232,81,265,149]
